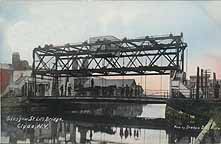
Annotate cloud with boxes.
[203,1,221,26]
[6,1,204,62]
[0,1,28,23]
[0,1,29,63]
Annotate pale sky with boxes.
[1,1,221,85]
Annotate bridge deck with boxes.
[29,96,168,104]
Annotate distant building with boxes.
[0,52,31,96]
[188,75,210,89]
[82,78,143,97]
[89,35,121,51]
[186,75,221,99]
[12,52,31,70]
[84,78,136,88]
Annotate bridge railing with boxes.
[30,86,170,99]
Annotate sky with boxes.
[0,0,221,90]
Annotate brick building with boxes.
[0,64,13,96]
[0,52,31,96]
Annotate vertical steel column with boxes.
[32,49,36,97]
[52,55,60,96]
[64,77,68,96]
[176,47,180,70]
[181,49,184,72]
[55,55,59,96]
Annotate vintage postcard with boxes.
[1,1,221,144]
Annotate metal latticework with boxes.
[32,33,187,78]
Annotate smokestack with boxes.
[205,70,208,99]
[196,67,200,100]
[213,72,216,85]
[12,52,20,69]
[201,69,204,95]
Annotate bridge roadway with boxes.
[29,95,168,104]
[29,95,221,106]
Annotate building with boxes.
[186,75,221,99]
[0,52,31,96]
[0,64,13,96]
[82,78,143,97]
[89,35,121,51]
[84,78,136,88]
[12,52,31,70]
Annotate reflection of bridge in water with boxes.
[1,114,201,144]
[2,103,210,144]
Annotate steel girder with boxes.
[32,33,187,78]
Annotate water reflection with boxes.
[1,104,221,144]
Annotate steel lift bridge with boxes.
[31,33,189,103]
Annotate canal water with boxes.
[1,103,221,144]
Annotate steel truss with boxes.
[32,33,187,78]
